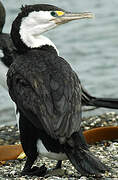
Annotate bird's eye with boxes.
[51,11,57,17]
[51,11,65,17]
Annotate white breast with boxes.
[37,139,68,161]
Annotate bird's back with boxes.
[7,47,82,142]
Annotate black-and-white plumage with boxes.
[0,2,117,110]
[0,2,118,131]
[0,1,19,125]
[7,4,112,176]
[0,1,16,89]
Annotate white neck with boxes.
[19,11,59,54]
[20,32,59,54]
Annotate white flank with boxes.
[37,139,68,160]
[14,103,20,129]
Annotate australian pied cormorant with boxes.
[1,3,118,133]
[1,1,118,118]
[7,4,111,176]
[0,1,16,89]
[0,1,19,125]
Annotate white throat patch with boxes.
[19,11,59,54]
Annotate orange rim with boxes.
[0,144,23,161]
[0,126,118,161]
[84,126,118,144]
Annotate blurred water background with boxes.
[0,0,118,125]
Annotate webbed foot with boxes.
[21,164,47,176]
[46,168,66,177]
[45,161,66,177]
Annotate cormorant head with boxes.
[11,4,93,52]
[0,1,6,33]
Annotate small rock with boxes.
[79,176,87,180]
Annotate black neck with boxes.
[11,14,29,53]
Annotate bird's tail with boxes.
[89,97,118,109]
[64,130,109,175]
[82,87,118,109]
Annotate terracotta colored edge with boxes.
[0,126,118,161]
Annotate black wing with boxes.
[7,53,82,143]
[0,33,16,67]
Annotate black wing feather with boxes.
[7,50,82,143]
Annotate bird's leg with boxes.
[19,115,47,176]
[21,156,47,176]
[55,160,62,169]
[46,160,65,177]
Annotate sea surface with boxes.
[0,0,118,125]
